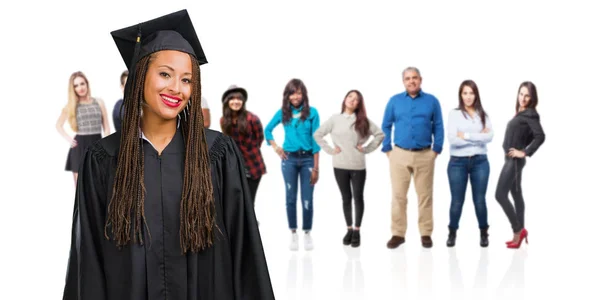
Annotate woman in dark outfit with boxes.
[62,10,275,299]
[495,81,545,249]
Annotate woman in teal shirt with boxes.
[265,78,320,251]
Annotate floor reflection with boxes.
[448,247,465,300]
[495,249,527,300]
[390,245,408,293]
[342,246,364,299]
[286,252,314,299]
[473,248,490,298]
[418,248,434,300]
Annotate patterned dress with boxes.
[65,98,103,172]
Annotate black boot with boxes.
[446,228,457,247]
[480,227,489,247]
[351,230,360,247]
[343,229,353,245]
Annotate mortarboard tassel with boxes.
[123,25,143,109]
[131,25,142,67]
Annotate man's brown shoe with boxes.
[387,236,405,249]
[421,236,433,248]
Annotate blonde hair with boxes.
[67,71,91,131]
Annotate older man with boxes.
[381,67,444,248]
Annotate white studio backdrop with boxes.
[0,0,599,299]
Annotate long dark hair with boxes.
[515,81,538,114]
[281,78,310,124]
[221,91,250,135]
[458,80,487,127]
[341,90,370,138]
[105,52,215,254]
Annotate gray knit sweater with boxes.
[313,113,385,170]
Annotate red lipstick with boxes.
[161,94,182,108]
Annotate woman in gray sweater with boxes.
[313,90,384,247]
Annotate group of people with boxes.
[379,69,545,251]
[56,9,545,300]
[244,66,544,252]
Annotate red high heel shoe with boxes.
[507,228,528,249]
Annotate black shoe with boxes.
[480,227,489,247]
[343,229,353,245]
[351,230,360,247]
[446,229,457,247]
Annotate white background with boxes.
[1,0,599,299]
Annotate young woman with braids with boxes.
[61,10,274,300]
[265,78,321,251]
[56,71,110,186]
[313,90,384,248]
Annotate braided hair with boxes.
[104,52,216,254]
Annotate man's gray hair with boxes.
[402,66,421,78]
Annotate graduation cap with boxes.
[110,9,207,100]
[111,9,207,70]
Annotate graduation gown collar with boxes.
[139,119,184,154]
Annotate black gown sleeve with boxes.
[220,137,275,300]
[63,143,108,300]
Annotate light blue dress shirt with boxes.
[447,109,493,157]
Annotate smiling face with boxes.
[228,97,244,112]
[73,76,88,99]
[402,69,422,96]
[289,89,303,107]
[142,50,192,121]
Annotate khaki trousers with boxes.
[389,146,436,237]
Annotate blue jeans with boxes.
[447,154,490,230]
[281,151,315,231]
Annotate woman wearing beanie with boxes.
[220,85,267,209]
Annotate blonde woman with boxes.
[56,71,110,186]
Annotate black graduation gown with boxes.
[62,128,275,300]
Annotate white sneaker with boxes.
[289,232,299,251]
[304,232,314,251]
